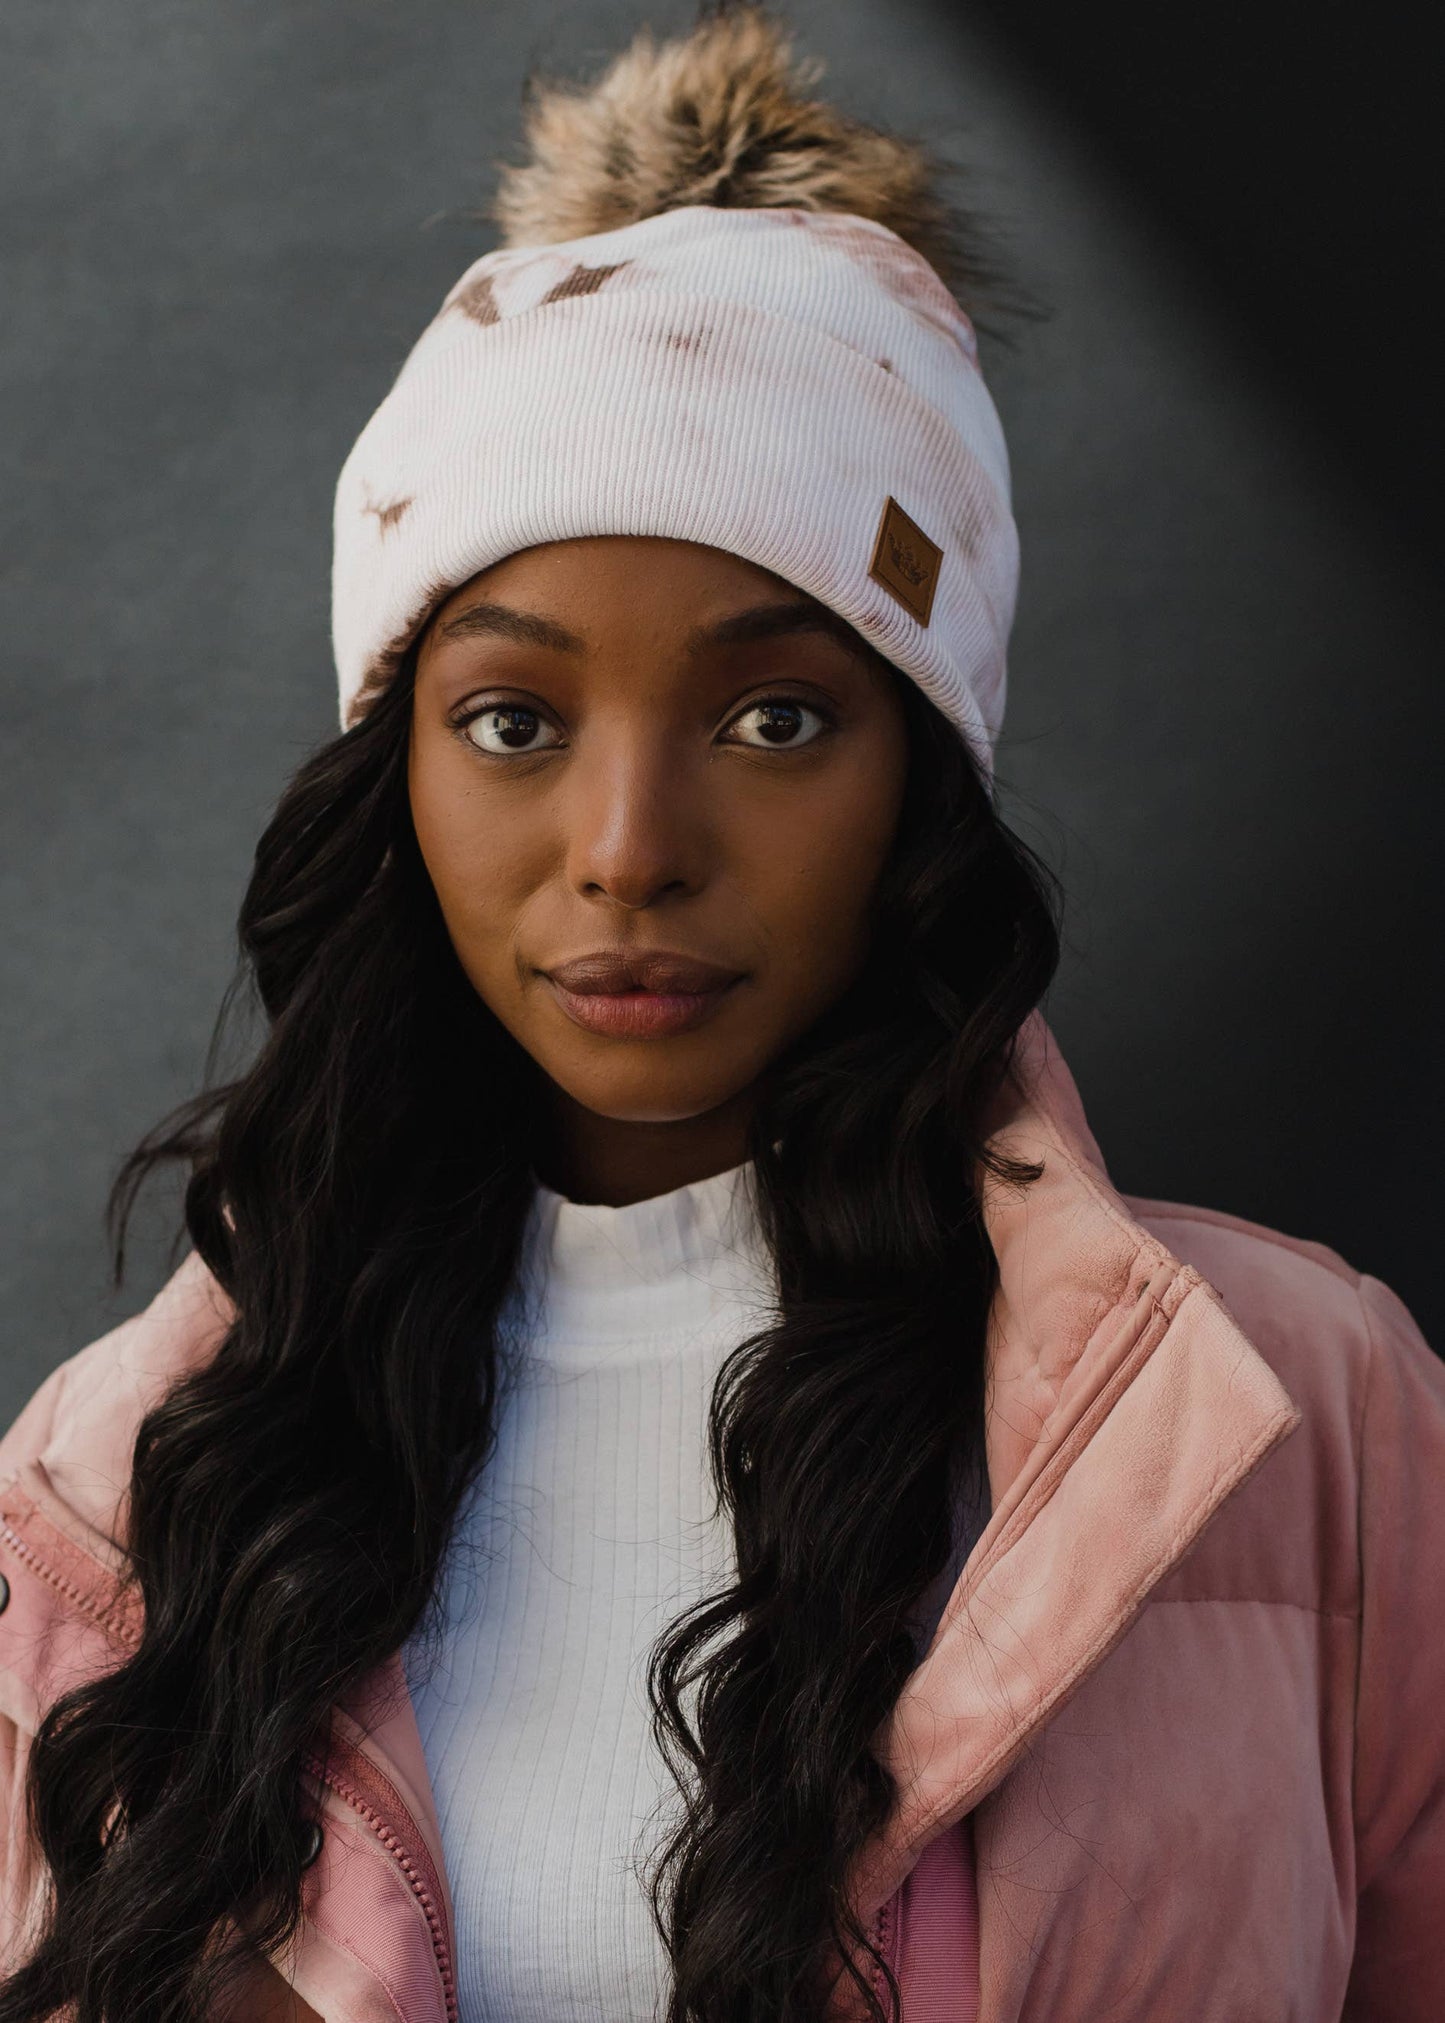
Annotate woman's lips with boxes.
[540,951,745,1039]
[548,987,738,1038]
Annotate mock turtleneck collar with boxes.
[509,1159,776,1353]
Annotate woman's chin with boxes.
[541,1056,758,1130]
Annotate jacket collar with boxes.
[844,1013,1302,1919]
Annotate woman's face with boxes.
[409,536,909,1133]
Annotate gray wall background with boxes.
[3,0,1441,1424]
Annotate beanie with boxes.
[329,16,1017,781]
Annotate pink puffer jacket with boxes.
[2,1017,1442,2020]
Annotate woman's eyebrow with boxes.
[434,602,586,653]
[433,598,875,665]
[691,601,875,666]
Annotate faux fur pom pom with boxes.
[488,2,989,306]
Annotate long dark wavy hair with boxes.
[0,635,1059,2023]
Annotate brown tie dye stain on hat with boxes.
[362,490,414,535]
[537,261,632,305]
[451,273,501,326]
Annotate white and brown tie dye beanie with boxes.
[331,6,1017,780]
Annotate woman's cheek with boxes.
[762,772,902,962]
[413,784,543,1004]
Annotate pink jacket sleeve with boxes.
[0,1358,71,1970]
[1342,1273,1445,2018]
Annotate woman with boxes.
[1,7,1440,2020]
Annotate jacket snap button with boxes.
[299,1819,324,1869]
[0,1573,9,1614]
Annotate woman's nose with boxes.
[563,740,708,912]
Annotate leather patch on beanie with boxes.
[868,495,942,626]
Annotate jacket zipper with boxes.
[1,1505,458,2023]
[0,1514,138,1640]
[303,1746,459,2023]
[857,1894,896,2010]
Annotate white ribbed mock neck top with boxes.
[402,1159,776,2023]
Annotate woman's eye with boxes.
[723,698,828,749]
[462,706,562,755]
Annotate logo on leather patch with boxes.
[868,495,942,626]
